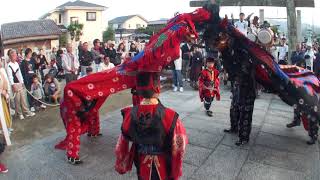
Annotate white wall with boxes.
[51,39,59,49]
[47,9,106,45]
[121,16,148,29]
[65,9,105,44]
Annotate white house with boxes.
[109,15,148,43]
[40,0,107,46]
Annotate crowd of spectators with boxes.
[0,37,145,122]
[0,37,143,173]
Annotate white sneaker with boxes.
[19,115,25,120]
[10,109,15,115]
[30,107,35,112]
[40,104,47,109]
[26,112,35,117]
[179,87,184,92]
[173,86,178,92]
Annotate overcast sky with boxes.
[0,0,319,27]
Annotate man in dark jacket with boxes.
[20,48,37,112]
[291,44,304,65]
[78,42,93,77]
[92,39,105,72]
[105,41,117,65]
[313,50,320,78]
[181,43,192,81]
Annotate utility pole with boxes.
[286,0,298,64]
[297,10,302,43]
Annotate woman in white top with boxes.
[100,56,115,71]
[172,49,184,92]
[250,16,259,35]
[305,46,315,71]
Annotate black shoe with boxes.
[224,128,238,134]
[286,122,300,128]
[206,111,213,117]
[87,133,103,138]
[67,157,83,165]
[235,140,249,146]
[307,138,317,145]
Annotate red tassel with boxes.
[301,115,309,131]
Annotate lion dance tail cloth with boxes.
[56,8,212,160]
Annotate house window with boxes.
[59,14,62,24]
[128,24,131,28]
[136,24,141,29]
[86,12,96,21]
[70,17,79,24]
[143,25,145,27]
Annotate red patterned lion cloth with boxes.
[55,8,211,164]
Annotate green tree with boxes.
[103,27,115,42]
[59,34,68,48]
[67,23,84,42]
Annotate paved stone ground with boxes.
[1,85,320,180]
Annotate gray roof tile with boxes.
[109,15,148,24]
[1,19,62,40]
[57,0,106,9]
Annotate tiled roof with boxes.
[109,15,148,24]
[57,0,106,9]
[1,20,62,40]
[148,19,169,25]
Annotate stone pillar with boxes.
[286,0,297,64]
[259,9,265,25]
[296,10,302,43]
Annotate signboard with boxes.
[190,0,315,8]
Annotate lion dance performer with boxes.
[198,56,220,117]
[55,8,211,164]
[200,3,320,145]
[115,72,187,180]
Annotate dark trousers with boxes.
[236,79,256,142]
[204,97,214,110]
[230,83,240,131]
[238,93,255,141]
[65,73,78,84]
[293,109,302,125]
[308,115,319,140]
[182,60,189,79]
[294,108,318,140]
[33,98,42,108]
[26,84,34,108]
[172,70,183,87]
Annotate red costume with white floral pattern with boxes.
[198,66,220,101]
[115,104,188,180]
[55,8,211,161]
[55,69,136,159]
